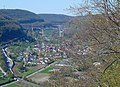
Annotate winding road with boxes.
[2,48,14,74]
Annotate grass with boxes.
[4,83,22,87]
[40,66,53,73]
[0,71,4,77]
[13,62,37,77]
[0,77,13,85]
[14,62,45,77]
[17,69,35,77]
[32,59,39,63]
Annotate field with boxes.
[26,66,54,84]
[0,77,13,85]
[17,69,35,77]
[0,71,3,77]
[40,66,53,73]
[4,83,22,87]
[13,62,45,77]
[28,73,50,83]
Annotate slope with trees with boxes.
[0,9,44,24]
[0,14,25,42]
[38,14,73,27]
[46,0,120,87]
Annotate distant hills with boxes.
[38,14,72,24]
[0,9,44,24]
[0,9,73,27]
[0,9,72,42]
[0,9,44,42]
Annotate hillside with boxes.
[0,9,44,24]
[0,14,25,42]
[38,14,72,24]
[0,9,72,28]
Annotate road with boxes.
[0,67,6,76]
[0,36,25,87]
[2,48,14,74]
[26,61,56,78]
[1,78,41,87]
[1,80,18,87]
[0,36,57,86]
[0,59,57,87]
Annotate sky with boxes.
[0,0,80,15]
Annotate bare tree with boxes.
[46,0,120,87]
[66,0,120,86]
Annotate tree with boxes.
[66,0,120,86]
[46,0,120,87]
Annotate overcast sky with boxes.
[0,0,80,15]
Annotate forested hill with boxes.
[0,9,72,27]
[0,14,25,42]
[0,9,44,24]
[0,9,72,42]
[38,14,72,24]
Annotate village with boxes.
[15,42,67,66]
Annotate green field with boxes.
[0,71,4,77]
[17,69,35,77]
[32,59,40,63]
[5,83,22,87]
[40,66,53,73]
[0,77,13,85]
